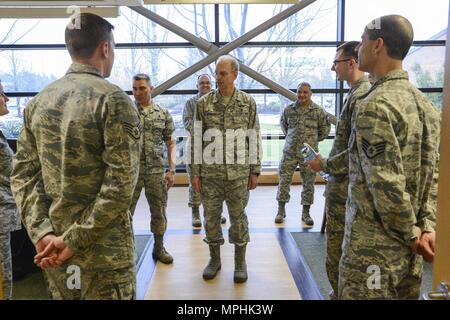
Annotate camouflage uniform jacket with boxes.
[0,131,21,233]
[281,101,330,157]
[11,63,141,270]
[183,94,201,133]
[137,102,175,174]
[346,70,440,247]
[321,76,370,177]
[191,89,261,180]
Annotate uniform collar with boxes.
[372,70,409,88]
[295,101,315,111]
[66,63,104,79]
[136,101,157,113]
[212,88,240,104]
[351,75,369,88]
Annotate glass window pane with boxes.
[0,5,215,45]
[0,50,69,92]
[345,0,449,41]
[111,47,208,90]
[151,94,193,136]
[404,46,446,88]
[319,138,334,158]
[0,19,67,44]
[262,137,335,168]
[0,97,26,139]
[262,138,284,167]
[229,47,337,89]
[424,93,444,110]
[153,92,335,136]
[116,5,215,43]
[219,0,337,42]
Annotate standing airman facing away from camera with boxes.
[11,13,141,299]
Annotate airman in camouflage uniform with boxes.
[0,80,22,300]
[338,15,440,299]
[183,74,226,228]
[275,83,330,226]
[191,55,261,283]
[306,42,370,299]
[129,73,176,265]
[11,14,141,300]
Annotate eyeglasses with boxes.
[332,58,352,66]
[133,73,150,81]
[198,81,211,85]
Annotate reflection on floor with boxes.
[133,185,326,300]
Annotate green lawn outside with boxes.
[262,138,334,166]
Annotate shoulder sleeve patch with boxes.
[122,121,141,140]
[361,137,386,159]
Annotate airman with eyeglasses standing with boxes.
[305,41,370,299]
[183,74,227,228]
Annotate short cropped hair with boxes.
[297,82,312,91]
[197,74,211,82]
[336,41,360,61]
[65,13,114,60]
[217,55,240,72]
[364,14,414,60]
[133,73,152,85]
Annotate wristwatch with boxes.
[166,168,176,175]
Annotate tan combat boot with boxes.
[234,244,248,283]
[202,245,221,280]
[302,205,314,227]
[192,206,202,228]
[152,235,174,264]
[274,202,286,224]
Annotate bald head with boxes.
[364,14,414,60]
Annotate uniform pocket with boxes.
[287,116,298,127]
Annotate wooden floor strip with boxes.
[143,233,301,300]
[133,185,327,300]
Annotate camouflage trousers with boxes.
[277,154,316,205]
[202,178,249,246]
[43,265,136,300]
[187,171,202,208]
[129,172,167,236]
[338,218,422,300]
[324,176,348,299]
[0,232,12,299]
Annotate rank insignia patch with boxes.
[123,121,141,140]
[361,137,386,159]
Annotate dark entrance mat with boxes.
[291,232,433,300]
